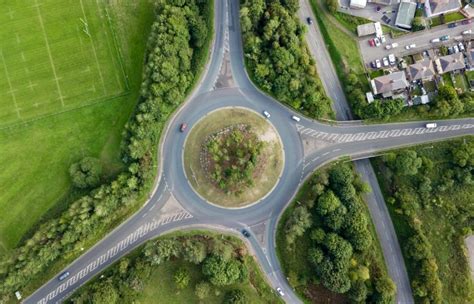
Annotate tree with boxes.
[69,157,102,189]
[374,277,396,303]
[174,267,190,290]
[308,247,324,265]
[411,17,425,31]
[329,165,354,190]
[326,0,339,13]
[285,206,312,244]
[434,85,464,116]
[194,281,211,300]
[182,240,207,264]
[392,150,422,176]
[91,282,118,304]
[451,141,474,167]
[224,289,248,304]
[316,190,341,216]
[348,280,368,303]
[202,255,247,286]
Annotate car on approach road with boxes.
[431,38,440,43]
[241,229,251,238]
[425,123,437,129]
[306,17,312,25]
[263,110,271,118]
[276,287,285,296]
[440,35,449,41]
[179,123,187,132]
[291,115,301,122]
[58,271,70,281]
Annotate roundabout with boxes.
[183,107,284,208]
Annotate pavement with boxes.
[23,1,473,303]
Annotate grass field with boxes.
[0,0,127,127]
[0,0,156,253]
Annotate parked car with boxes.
[448,46,454,54]
[242,229,251,238]
[375,59,382,68]
[369,38,375,47]
[425,123,437,129]
[382,57,389,67]
[461,19,472,25]
[276,287,285,297]
[405,45,411,50]
[462,29,472,35]
[453,45,459,53]
[458,42,465,51]
[58,271,70,281]
[179,123,187,132]
[385,44,392,50]
[388,54,396,65]
[431,38,440,43]
[291,115,301,122]
[409,43,416,49]
[440,35,449,41]
[448,22,457,28]
[376,6,381,11]
[380,35,386,43]
[306,17,312,25]
[391,42,399,48]
[374,37,381,47]
[381,15,391,24]
[263,110,271,118]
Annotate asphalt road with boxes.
[24,1,473,303]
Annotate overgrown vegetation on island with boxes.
[277,162,395,303]
[68,232,281,303]
[0,1,213,300]
[373,138,474,303]
[240,0,334,119]
[204,125,264,193]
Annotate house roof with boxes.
[468,48,474,65]
[395,1,417,29]
[408,59,436,80]
[350,0,368,8]
[436,52,466,73]
[371,71,409,95]
[369,0,395,6]
[427,0,461,16]
[461,4,474,18]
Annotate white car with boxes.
[391,42,399,48]
[405,45,411,50]
[374,37,381,47]
[385,44,392,50]
[453,45,459,53]
[462,29,472,35]
[276,287,285,296]
[425,123,437,129]
[431,38,440,43]
[375,59,381,68]
[380,35,386,43]
[458,42,465,51]
[388,54,396,65]
[291,115,301,122]
[263,110,271,118]
[382,57,389,67]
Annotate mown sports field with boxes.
[0,0,156,253]
[0,0,126,127]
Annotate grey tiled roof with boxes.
[437,53,465,73]
[371,71,409,94]
[408,60,436,80]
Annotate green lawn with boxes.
[0,0,156,252]
[453,73,468,92]
[444,12,466,23]
[139,257,279,304]
[371,138,474,303]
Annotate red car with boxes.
[179,123,187,132]
[462,19,472,25]
[368,39,375,47]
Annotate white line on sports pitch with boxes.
[0,49,21,118]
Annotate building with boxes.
[425,0,462,17]
[370,71,409,97]
[467,48,474,70]
[395,0,417,29]
[460,4,474,18]
[350,0,368,9]
[435,53,466,74]
[369,0,400,6]
[357,22,383,37]
[407,59,436,81]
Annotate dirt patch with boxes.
[465,235,474,281]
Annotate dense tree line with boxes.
[240,0,333,119]
[380,140,474,303]
[283,163,395,303]
[68,233,250,303]
[0,1,212,301]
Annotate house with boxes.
[425,0,461,18]
[407,59,436,81]
[395,0,417,29]
[370,71,409,97]
[435,53,466,74]
[357,22,383,37]
[350,0,368,9]
[460,4,474,18]
[468,48,474,70]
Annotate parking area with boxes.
[338,0,401,27]
[360,21,473,68]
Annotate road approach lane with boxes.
[25,1,473,303]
